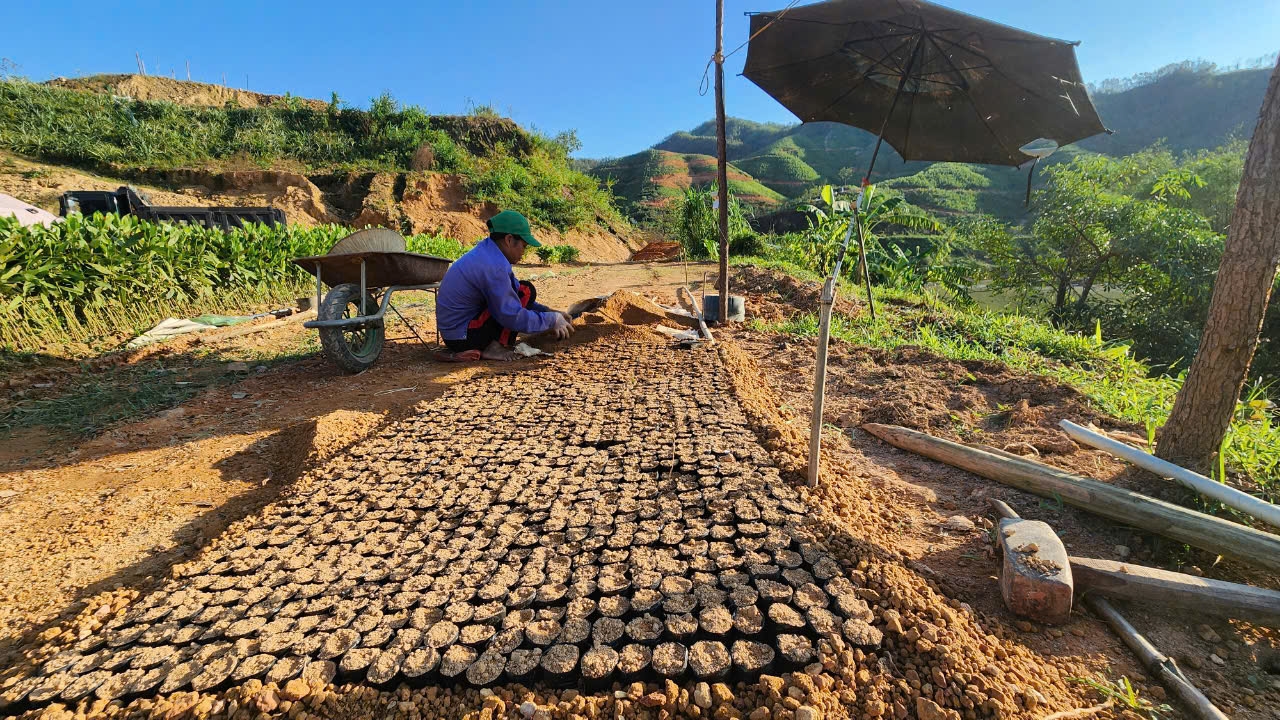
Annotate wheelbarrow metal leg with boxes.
[314,262,322,314]
[360,259,367,316]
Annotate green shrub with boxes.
[662,185,752,260]
[0,79,624,232]
[729,231,765,257]
[534,245,580,264]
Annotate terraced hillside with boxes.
[1,76,635,255]
[593,63,1271,224]
[591,150,784,222]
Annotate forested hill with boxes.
[591,62,1273,222]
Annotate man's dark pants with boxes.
[443,281,536,353]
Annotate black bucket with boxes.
[702,294,745,323]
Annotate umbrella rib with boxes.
[927,33,1072,101]
[925,31,1086,121]
[899,70,921,158]
[843,42,913,78]
[808,70,878,120]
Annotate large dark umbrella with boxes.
[743,0,1106,174]
[742,0,1107,487]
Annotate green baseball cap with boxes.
[487,210,540,247]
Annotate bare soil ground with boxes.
[0,264,1277,720]
[45,76,328,112]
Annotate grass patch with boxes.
[754,285,1280,500]
[0,337,319,438]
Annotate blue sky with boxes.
[5,1,1278,158]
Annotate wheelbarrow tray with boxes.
[292,251,453,288]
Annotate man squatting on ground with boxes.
[435,210,575,361]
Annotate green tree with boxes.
[968,153,1222,325]
[1159,59,1280,468]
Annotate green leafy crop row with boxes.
[0,214,466,351]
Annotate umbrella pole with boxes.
[854,207,875,321]
[856,35,923,322]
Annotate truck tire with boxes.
[318,283,384,374]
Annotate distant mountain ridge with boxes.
[592,63,1272,223]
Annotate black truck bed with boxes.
[59,186,285,230]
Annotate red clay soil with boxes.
[629,242,683,262]
[727,265,860,321]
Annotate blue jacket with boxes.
[435,237,557,340]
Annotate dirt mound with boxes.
[47,74,327,111]
[587,291,671,326]
[630,241,682,261]
[730,265,859,321]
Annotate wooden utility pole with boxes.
[714,0,730,325]
[1158,57,1280,468]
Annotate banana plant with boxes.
[799,184,942,285]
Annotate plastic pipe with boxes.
[1059,419,1280,529]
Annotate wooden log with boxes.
[862,423,1280,572]
[1071,556,1280,627]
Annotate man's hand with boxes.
[551,312,575,340]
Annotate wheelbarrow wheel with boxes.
[318,283,384,373]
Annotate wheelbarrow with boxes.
[292,228,453,373]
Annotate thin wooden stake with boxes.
[713,0,730,326]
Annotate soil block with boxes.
[591,618,625,647]
[505,648,542,684]
[652,642,688,680]
[465,650,505,687]
[540,644,580,687]
[580,646,619,690]
[401,647,441,679]
[617,644,652,681]
[776,634,815,667]
[688,641,730,680]
[438,645,477,680]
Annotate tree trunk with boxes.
[1157,58,1280,468]
[1052,276,1071,323]
[1075,269,1100,312]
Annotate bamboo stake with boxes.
[678,287,714,344]
[1084,595,1229,720]
[861,423,1280,571]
